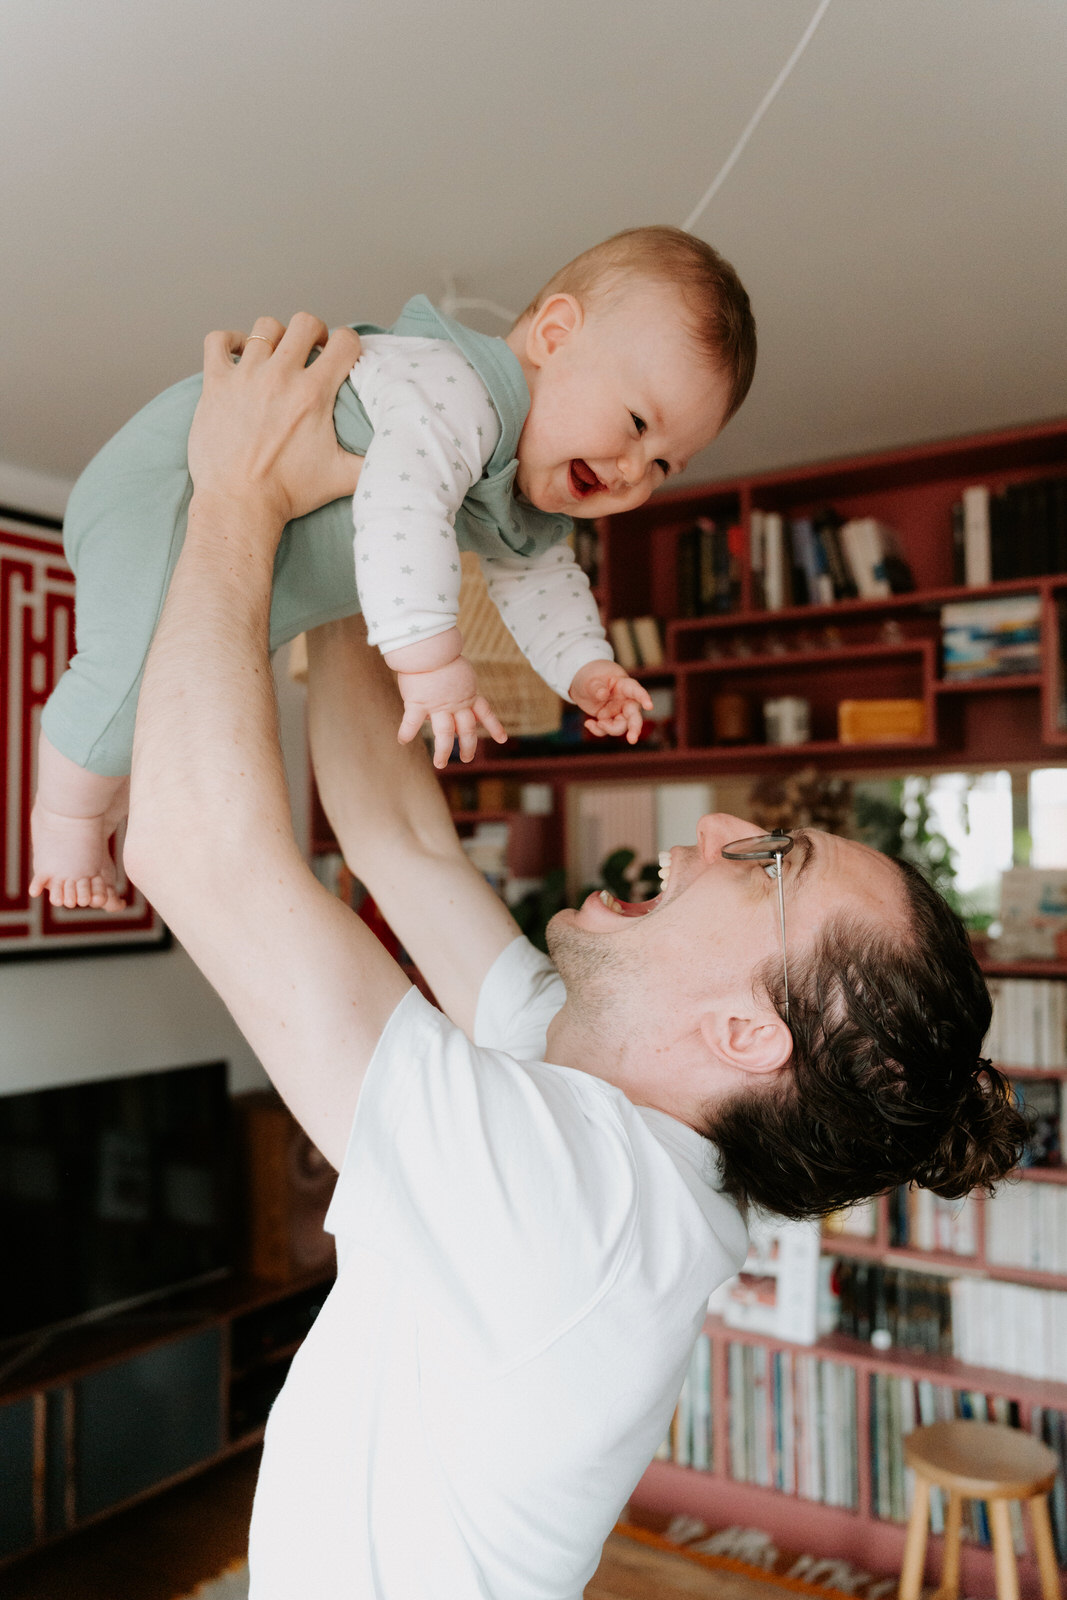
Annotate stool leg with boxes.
[900,1477,931,1600]
[989,1500,1020,1600]
[930,1493,963,1600]
[1029,1494,1062,1600]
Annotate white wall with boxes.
[0,656,310,1098]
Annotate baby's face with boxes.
[514,280,731,518]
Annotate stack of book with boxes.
[659,1331,713,1469]
[950,1279,1067,1381]
[940,595,1042,679]
[887,1185,978,1255]
[606,615,665,669]
[952,477,1067,586]
[725,1342,859,1508]
[832,1260,953,1355]
[677,517,744,617]
[751,511,914,611]
[985,975,1067,1065]
[986,1182,1067,1274]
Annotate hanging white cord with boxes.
[682,0,834,232]
[442,0,834,321]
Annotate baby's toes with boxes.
[75,877,95,908]
[89,876,110,909]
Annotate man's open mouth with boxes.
[569,459,606,498]
[595,852,672,916]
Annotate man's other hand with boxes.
[188,314,364,532]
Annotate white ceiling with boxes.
[3,0,1066,515]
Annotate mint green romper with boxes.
[43,297,572,775]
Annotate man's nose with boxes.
[696,813,761,860]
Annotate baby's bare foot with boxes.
[29,803,127,913]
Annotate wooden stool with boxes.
[899,1420,1061,1600]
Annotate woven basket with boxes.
[456,552,563,737]
[286,554,563,739]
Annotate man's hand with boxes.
[187,314,364,532]
[569,658,653,744]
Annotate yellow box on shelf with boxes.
[837,698,926,744]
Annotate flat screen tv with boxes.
[0,1061,235,1345]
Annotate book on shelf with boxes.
[953,474,1067,584]
[994,872,1067,963]
[888,1184,978,1256]
[940,593,1043,680]
[986,1179,1067,1274]
[607,615,665,670]
[831,1259,954,1355]
[753,510,911,610]
[839,518,915,600]
[1015,1077,1063,1169]
[950,1278,1067,1382]
[677,517,742,617]
[657,1330,713,1468]
[725,1343,858,1508]
[985,974,1067,1064]
[607,617,639,670]
[707,1214,826,1344]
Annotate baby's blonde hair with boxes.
[521,225,757,423]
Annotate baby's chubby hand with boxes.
[569,659,653,745]
[386,628,508,768]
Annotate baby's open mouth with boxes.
[569,459,605,498]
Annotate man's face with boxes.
[545,813,909,1122]
[513,281,731,518]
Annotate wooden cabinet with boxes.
[0,1271,332,1568]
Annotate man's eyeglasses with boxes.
[720,832,794,1022]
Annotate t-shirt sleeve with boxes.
[325,987,642,1370]
[472,934,566,1057]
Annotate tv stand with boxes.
[0,1268,333,1567]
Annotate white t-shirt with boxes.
[349,335,613,700]
[247,937,748,1600]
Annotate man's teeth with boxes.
[658,851,672,891]
[599,890,625,912]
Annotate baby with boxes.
[30,225,756,912]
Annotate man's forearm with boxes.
[307,615,460,874]
[127,492,300,906]
[306,615,520,1034]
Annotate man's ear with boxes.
[698,1009,792,1078]
[525,293,583,367]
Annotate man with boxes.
[126,314,1024,1600]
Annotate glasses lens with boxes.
[721,832,794,862]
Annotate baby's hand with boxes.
[395,655,508,768]
[569,659,654,745]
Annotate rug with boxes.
[180,1522,898,1600]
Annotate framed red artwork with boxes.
[1,513,168,957]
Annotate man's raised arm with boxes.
[306,616,522,1039]
[124,316,409,1170]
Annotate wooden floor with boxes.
[3,1448,796,1600]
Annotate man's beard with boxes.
[545,915,630,1026]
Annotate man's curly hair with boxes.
[705,856,1028,1219]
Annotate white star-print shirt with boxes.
[349,335,612,700]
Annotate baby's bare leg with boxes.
[30,733,129,912]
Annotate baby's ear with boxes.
[526,294,582,365]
